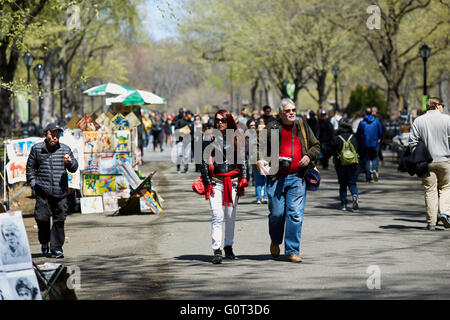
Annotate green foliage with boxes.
[346,85,386,117]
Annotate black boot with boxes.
[224,246,235,259]
[212,249,222,264]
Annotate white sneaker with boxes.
[372,170,379,182]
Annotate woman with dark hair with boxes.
[201,109,249,264]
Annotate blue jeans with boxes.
[267,173,306,255]
[335,164,359,205]
[364,145,379,181]
[253,169,268,201]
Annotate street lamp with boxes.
[259,89,263,112]
[419,43,431,96]
[340,83,344,110]
[80,81,86,116]
[235,93,240,113]
[332,66,339,112]
[23,52,34,135]
[57,70,65,125]
[33,63,45,131]
[283,79,289,98]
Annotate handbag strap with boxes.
[298,120,308,152]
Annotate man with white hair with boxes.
[256,98,320,263]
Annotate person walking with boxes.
[259,105,275,125]
[201,109,249,264]
[356,107,383,182]
[174,110,194,173]
[330,119,361,211]
[26,123,78,258]
[409,97,450,230]
[161,111,172,147]
[256,98,320,263]
[317,110,334,170]
[247,119,268,204]
[151,113,164,152]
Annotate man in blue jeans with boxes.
[256,98,320,263]
[356,107,383,182]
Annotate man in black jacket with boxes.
[26,123,78,258]
[174,110,194,173]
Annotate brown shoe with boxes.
[270,242,280,257]
[287,254,302,263]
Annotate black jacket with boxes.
[399,141,433,178]
[201,135,248,186]
[26,141,78,198]
[174,118,194,143]
[318,119,334,144]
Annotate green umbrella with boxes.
[83,82,134,96]
[106,90,166,106]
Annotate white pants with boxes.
[209,182,238,250]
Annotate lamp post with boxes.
[332,66,339,112]
[57,70,65,125]
[23,52,34,136]
[33,63,45,131]
[235,93,240,113]
[419,43,431,96]
[340,83,344,110]
[80,81,86,116]
[259,89,263,112]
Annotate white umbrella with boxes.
[106,90,166,106]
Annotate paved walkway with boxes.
[28,145,449,299]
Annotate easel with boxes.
[33,262,66,300]
[112,170,157,216]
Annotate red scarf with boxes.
[214,169,241,207]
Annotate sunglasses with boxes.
[283,108,296,113]
[215,118,227,123]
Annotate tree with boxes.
[346,85,387,116]
[327,0,449,119]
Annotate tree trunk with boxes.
[42,50,55,127]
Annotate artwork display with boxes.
[102,192,119,212]
[98,132,114,153]
[113,130,131,152]
[111,113,130,131]
[84,153,99,174]
[77,114,100,131]
[80,197,104,214]
[0,211,40,300]
[1,269,42,300]
[5,157,28,184]
[6,138,42,159]
[99,153,117,174]
[83,131,99,153]
[125,112,141,128]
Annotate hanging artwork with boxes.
[115,152,132,169]
[67,170,81,190]
[98,153,117,174]
[98,132,114,153]
[83,153,99,174]
[102,192,119,212]
[113,130,131,152]
[77,114,100,131]
[111,113,130,131]
[98,175,116,194]
[83,131,99,153]
[5,157,28,184]
[80,197,104,214]
[82,174,100,196]
[125,112,141,128]
[6,138,42,159]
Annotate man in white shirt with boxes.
[409,97,450,230]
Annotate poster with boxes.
[5,269,42,300]
[65,114,81,130]
[5,157,28,184]
[0,212,32,272]
[102,192,119,212]
[6,138,42,159]
[84,153,99,174]
[111,113,130,131]
[99,153,117,174]
[67,171,81,190]
[82,174,100,196]
[80,197,104,214]
[115,152,132,169]
[83,131,99,153]
[115,176,131,198]
[98,132,114,153]
[98,175,116,194]
[125,112,141,128]
[83,174,116,196]
[61,131,85,170]
[113,130,131,152]
[77,114,100,131]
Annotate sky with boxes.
[142,0,185,41]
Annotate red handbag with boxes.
[192,155,214,195]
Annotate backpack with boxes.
[338,134,359,166]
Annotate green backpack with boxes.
[338,134,359,166]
